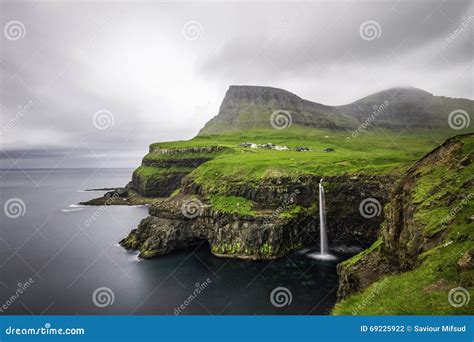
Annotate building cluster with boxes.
[239,142,335,153]
[240,142,289,150]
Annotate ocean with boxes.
[0,168,351,315]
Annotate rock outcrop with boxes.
[121,172,392,259]
[128,146,230,198]
[336,133,474,300]
[120,193,311,260]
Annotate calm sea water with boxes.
[0,168,353,315]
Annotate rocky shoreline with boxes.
[84,143,394,260]
[117,174,390,259]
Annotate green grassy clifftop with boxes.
[334,134,473,315]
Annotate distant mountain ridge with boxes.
[198,85,474,134]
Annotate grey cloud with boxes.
[0,0,472,167]
[201,0,472,74]
[199,0,473,103]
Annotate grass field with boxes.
[145,126,464,194]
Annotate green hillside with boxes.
[199,85,474,135]
[333,134,473,315]
[138,127,465,196]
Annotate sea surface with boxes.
[0,168,355,315]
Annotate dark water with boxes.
[0,169,354,315]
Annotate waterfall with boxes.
[319,178,329,255]
[306,178,335,260]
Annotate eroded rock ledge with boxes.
[120,174,393,260]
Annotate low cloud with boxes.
[1,0,472,167]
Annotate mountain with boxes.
[199,85,357,134]
[337,86,473,130]
[198,85,474,134]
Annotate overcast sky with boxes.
[0,0,472,168]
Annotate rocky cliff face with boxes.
[121,192,312,260]
[183,174,392,247]
[336,133,474,301]
[380,137,469,269]
[129,146,229,197]
[219,85,305,111]
[121,168,392,259]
